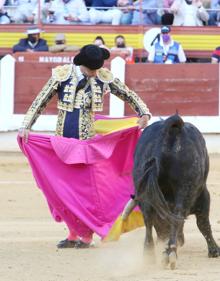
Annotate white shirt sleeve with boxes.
[148,46,156,62]
[178,44,186,63]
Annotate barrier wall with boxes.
[0,53,220,133]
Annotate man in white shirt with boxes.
[44,0,90,24]
[148,25,186,64]
[170,0,209,26]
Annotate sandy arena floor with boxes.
[0,152,220,281]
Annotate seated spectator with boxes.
[32,0,47,24]
[161,12,174,24]
[93,36,110,50]
[148,25,186,64]
[0,0,11,23]
[117,0,134,24]
[49,33,80,53]
[208,0,220,26]
[161,0,175,24]
[43,0,89,24]
[170,0,209,26]
[12,26,49,53]
[132,0,161,25]
[211,46,220,63]
[111,34,134,62]
[11,0,37,23]
[89,0,122,25]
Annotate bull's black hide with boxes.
[133,114,219,269]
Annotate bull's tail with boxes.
[137,157,181,224]
[121,198,137,221]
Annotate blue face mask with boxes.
[162,34,170,43]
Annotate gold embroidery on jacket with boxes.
[74,89,84,109]
[55,110,66,136]
[57,101,75,112]
[97,68,114,83]
[90,78,103,112]
[79,110,96,140]
[52,64,73,82]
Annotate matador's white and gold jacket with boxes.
[22,64,151,140]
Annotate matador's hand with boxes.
[137,114,150,129]
[18,127,30,143]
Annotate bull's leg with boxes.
[164,203,185,270]
[143,216,154,252]
[194,188,220,257]
[177,223,185,247]
[140,203,154,252]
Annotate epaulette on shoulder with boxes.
[52,64,73,82]
[97,68,114,83]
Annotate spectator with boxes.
[161,0,175,24]
[211,46,220,63]
[170,0,209,26]
[148,25,186,64]
[161,12,174,24]
[44,0,90,24]
[93,35,105,47]
[89,0,122,25]
[93,35,110,50]
[208,0,220,26]
[32,0,48,24]
[49,33,80,53]
[12,26,49,53]
[117,0,133,24]
[0,0,11,23]
[111,34,134,62]
[12,0,37,23]
[132,0,161,25]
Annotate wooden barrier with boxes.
[125,63,219,116]
[12,53,219,117]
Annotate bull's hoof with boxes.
[161,249,177,270]
[161,251,169,268]
[169,251,177,270]
[208,247,220,258]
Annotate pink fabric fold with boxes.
[17,126,140,238]
[50,131,123,164]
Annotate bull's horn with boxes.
[121,198,137,221]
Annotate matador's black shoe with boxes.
[57,238,79,249]
[74,240,95,249]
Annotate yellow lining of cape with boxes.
[103,210,144,242]
[94,117,138,135]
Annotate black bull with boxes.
[130,115,219,269]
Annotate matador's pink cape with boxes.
[17,117,144,240]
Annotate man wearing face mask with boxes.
[12,26,49,53]
[148,25,186,64]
